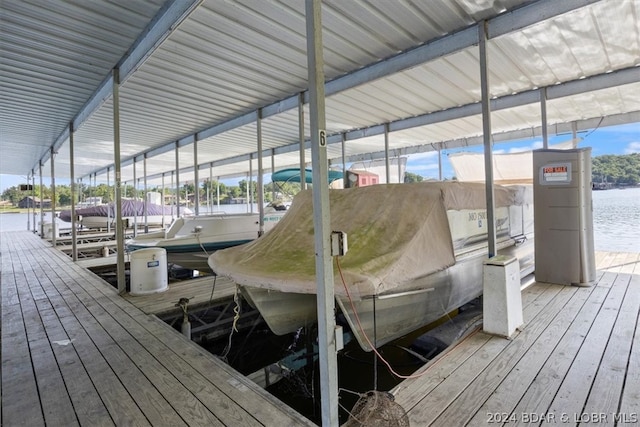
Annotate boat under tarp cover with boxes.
[209,182,533,351]
[59,199,179,222]
[209,182,518,298]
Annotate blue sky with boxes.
[404,122,640,180]
[1,122,639,192]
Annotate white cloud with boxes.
[624,142,640,154]
[406,152,441,176]
[407,151,439,162]
[507,141,543,153]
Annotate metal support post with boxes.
[257,108,264,235]
[69,122,78,261]
[193,138,199,216]
[50,147,56,246]
[541,87,548,149]
[305,0,339,424]
[113,68,126,294]
[479,21,497,257]
[384,123,390,184]
[299,92,306,191]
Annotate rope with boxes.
[195,232,209,257]
[221,285,241,360]
[336,256,441,381]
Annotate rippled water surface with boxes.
[592,187,640,253]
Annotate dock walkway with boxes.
[1,231,314,427]
[392,251,640,426]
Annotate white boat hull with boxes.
[128,211,287,271]
[240,238,534,351]
[81,215,171,229]
[210,182,536,352]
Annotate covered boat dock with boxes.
[2,1,640,425]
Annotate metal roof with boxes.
[1,0,639,186]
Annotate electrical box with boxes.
[331,231,348,256]
[483,255,522,338]
[533,148,595,286]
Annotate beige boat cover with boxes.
[208,182,519,298]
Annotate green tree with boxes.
[404,172,424,183]
[1,186,23,204]
[592,153,640,186]
[56,185,72,207]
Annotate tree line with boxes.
[1,179,301,207]
[3,154,636,206]
[591,153,639,186]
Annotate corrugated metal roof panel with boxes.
[3,0,639,185]
[0,0,167,176]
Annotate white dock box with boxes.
[483,255,523,338]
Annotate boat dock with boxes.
[392,250,640,425]
[1,231,314,426]
[3,230,639,426]
[123,275,237,316]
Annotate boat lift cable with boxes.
[336,257,445,381]
[220,285,241,361]
[199,273,218,317]
[195,232,209,257]
[372,295,377,391]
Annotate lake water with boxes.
[592,187,640,253]
[1,190,638,253]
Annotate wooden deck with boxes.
[392,251,640,426]
[123,276,237,316]
[1,231,314,427]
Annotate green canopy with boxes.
[271,168,343,184]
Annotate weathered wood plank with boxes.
[123,275,237,316]
[16,265,79,427]
[541,271,631,425]
[619,271,640,420]
[35,237,290,425]
[28,336,81,426]
[466,283,596,425]
[1,304,45,427]
[580,268,639,425]
[509,284,612,425]
[50,271,264,427]
[402,283,566,425]
[52,254,314,426]
[29,243,226,426]
[429,284,581,425]
[393,331,492,411]
[0,231,313,426]
[393,279,554,412]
